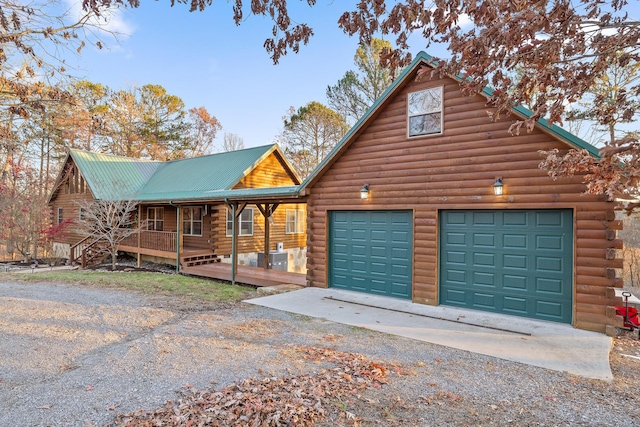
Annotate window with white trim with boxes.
[182,206,203,236]
[407,86,443,137]
[226,208,254,236]
[147,207,164,231]
[57,208,63,225]
[286,209,305,234]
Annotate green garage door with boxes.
[439,209,573,323]
[329,210,413,299]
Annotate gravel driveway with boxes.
[0,279,638,426]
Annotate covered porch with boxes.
[181,262,306,288]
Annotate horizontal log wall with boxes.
[211,203,307,256]
[50,191,94,244]
[234,152,298,189]
[305,68,620,333]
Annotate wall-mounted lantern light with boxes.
[360,184,370,200]
[493,177,504,196]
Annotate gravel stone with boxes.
[0,279,638,426]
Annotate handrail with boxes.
[70,235,92,264]
[80,237,109,268]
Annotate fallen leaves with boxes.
[110,346,388,426]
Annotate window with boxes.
[226,208,254,236]
[79,208,86,221]
[147,207,164,231]
[182,206,203,236]
[408,86,443,137]
[57,208,63,225]
[286,209,305,234]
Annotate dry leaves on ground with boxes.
[109,346,387,427]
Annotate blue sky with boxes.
[69,1,448,149]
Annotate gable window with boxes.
[408,86,443,137]
[57,208,63,225]
[147,207,164,231]
[286,209,305,234]
[226,208,254,236]
[182,206,203,236]
[79,208,86,221]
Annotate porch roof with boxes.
[134,185,302,204]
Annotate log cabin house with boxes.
[297,52,623,335]
[47,145,307,278]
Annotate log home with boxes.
[48,145,307,275]
[299,52,623,335]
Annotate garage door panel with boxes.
[503,211,528,226]
[537,235,563,250]
[473,211,496,226]
[503,234,527,249]
[329,210,412,299]
[473,272,496,287]
[503,275,527,290]
[446,232,466,245]
[504,254,527,269]
[473,292,497,308]
[473,252,495,266]
[440,209,573,324]
[536,211,565,227]
[473,233,495,247]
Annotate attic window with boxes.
[407,86,443,137]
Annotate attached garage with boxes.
[329,210,413,299]
[439,209,574,323]
[302,52,621,334]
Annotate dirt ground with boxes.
[0,278,639,426]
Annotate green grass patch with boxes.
[3,270,255,302]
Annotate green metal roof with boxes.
[301,51,602,189]
[135,186,301,203]
[136,145,279,201]
[66,144,294,202]
[70,150,160,200]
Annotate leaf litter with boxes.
[109,346,388,427]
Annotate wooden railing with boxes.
[70,235,92,265]
[120,230,177,253]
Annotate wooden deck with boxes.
[181,262,307,288]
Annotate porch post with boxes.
[231,202,237,285]
[137,204,142,268]
[175,205,181,273]
[264,204,270,271]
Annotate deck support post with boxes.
[256,203,280,271]
[137,205,142,268]
[231,202,238,285]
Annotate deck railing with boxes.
[120,230,177,253]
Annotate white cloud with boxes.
[63,0,135,41]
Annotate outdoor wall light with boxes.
[360,184,370,200]
[493,177,504,196]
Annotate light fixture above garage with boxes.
[360,184,370,200]
[493,177,504,196]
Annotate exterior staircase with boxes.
[70,237,111,268]
[180,251,221,267]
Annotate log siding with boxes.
[305,68,620,333]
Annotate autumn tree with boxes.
[139,84,189,160]
[183,106,222,157]
[84,0,640,208]
[278,102,349,178]
[327,38,400,124]
[222,132,245,152]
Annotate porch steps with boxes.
[181,252,221,267]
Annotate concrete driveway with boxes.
[246,287,613,381]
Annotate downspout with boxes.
[169,201,180,274]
